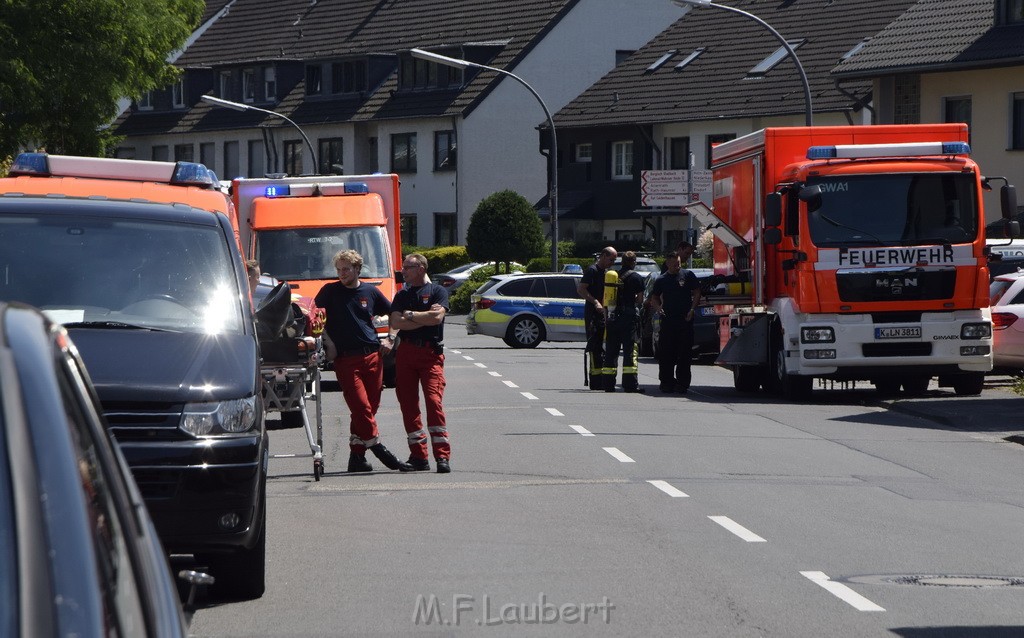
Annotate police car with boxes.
[466,273,585,348]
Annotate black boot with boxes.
[370,443,413,471]
[347,452,373,473]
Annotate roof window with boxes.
[747,40,805,78]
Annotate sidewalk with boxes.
[876,376,1024,439]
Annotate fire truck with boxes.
[687,125,1017,399]
[231,173,403,341]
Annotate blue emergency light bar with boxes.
[9,152,217,188]
[344,182,369,193]
[265,185,290,197]
[9,152,49,175]
[807,141,971,160]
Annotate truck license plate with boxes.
[874,326,921,339]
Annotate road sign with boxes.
[641,169,712,206]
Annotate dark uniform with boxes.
[603,269,646,392]
[581,262,608,390]
[652,268,701,392]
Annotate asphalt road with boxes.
[187,320,1024,637]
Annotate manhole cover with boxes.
[849,574,1024,588]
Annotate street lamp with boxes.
[200,94,319,174]
[672,0,813,126]
[410,48,560,271]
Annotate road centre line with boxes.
[545,408,564,416]
[647,480,688,497]
[503,380,519,388]
[603,447,635,463]
[488,371,502,377]
[462,355,474,361]
[474,362,487,368]
[569,425,595,437]
[708,516,765,542]
[449,349,461,354]
[800,571,885,612]
[521,392,539,400]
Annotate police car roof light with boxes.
[9,152,50,176]
[807,141,972,160]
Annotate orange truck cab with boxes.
[231,174,402,341]
[688,125,1017,399]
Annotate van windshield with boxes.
[805,173,978,247]
[257,226,392,280]
[0,213,244,334]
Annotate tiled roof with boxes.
[552,0,918,129]
[116,0,581,134]
[199,0,233,27]
[832,0,1024,78]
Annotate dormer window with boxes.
[219,71,231,99]
[330,59,368,94]
[398,53,463,90]
[747,40,806,78]
[171,80,185,108]
[264,67,276,101]
[1001,0,1024,23]
[137,90,153,111]
[242,68,256,103]
[306,64,323,95]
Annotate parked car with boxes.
[0,301,195,636]
[436,261,524,292]
[466,273,585,347]
[989,270,1024,371]
[639,268,721,361]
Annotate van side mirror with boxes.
[764,228,782,245]
[765,193,782,227]
[1001,184,1018,220]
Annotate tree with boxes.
[0,0,203,157]
[466,190,546,271]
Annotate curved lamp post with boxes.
[410,48,559,271]
[672,0,813,126]
[200,94,319,173]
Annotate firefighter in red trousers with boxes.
[315,249,412,473]
[390,253,451,473]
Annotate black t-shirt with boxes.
[615,270,646,314]
[652,269,700,325]
[314,281,390,350]
[392,283,449,343]
[581,263,607,307]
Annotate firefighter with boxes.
[578,246,617,390]
[650,247,702,393]
[603,251,647,392]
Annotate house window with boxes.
[398,55,462,90]
[151,145,169,161]
[669,137,690,170]
[391,133,417,173]
[611,141,633,180]
[1013,92,1024,150]
[1002,0,1024,23]
[943,96,972,142]
[747,40,806,78]
[368,137,379,173]
[114,147,135,159]
[434,130,456,170]
[615,50,635,66]
[434,213,457,246]
[284,140,303,176]
[573,143,592,163]
[199,143,215,171]
[706,134,736,168]
[646,50,676,73]
[171,80,185,108]
[674,48,705,70]
[248,139,266,178]
[264,67,276,101]
[242,68,255,102]
[400,215,418,246]
[219,71,231,99]
[224,141,239,178]
[174,144,193,162]
[319,138,343,174]
[331,60,367,94]
[137,91,153,110]
[306,65,322,95]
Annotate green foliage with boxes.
[466,190,545,266]
[0,0,203,156]
[0,156,11,177]
[447,265,506,314]
[1012,376,1024,397]
[413,245,468,274]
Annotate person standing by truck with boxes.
[315,249,411,473]
[578,246,617,390]
[390,253,451,473]
[603,251,646,393]
[650,249,701,393]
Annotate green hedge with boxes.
[447,264,511,314]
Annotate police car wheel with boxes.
[504,316,544,348]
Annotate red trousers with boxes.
[394,342,449,461]
[334,351,383,452]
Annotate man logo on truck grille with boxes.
[875,276,918,295]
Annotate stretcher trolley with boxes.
[255,281,325,480]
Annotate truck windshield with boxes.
[805,173,978,247]
[0,213,244,334]
[257,227,392,280]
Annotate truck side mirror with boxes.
[764,228,782,245]
[395,270,405,284]
[765,193,782,227]
[798,184,823,213]
[1001,184,1018,220]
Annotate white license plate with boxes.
[874,326,921,339]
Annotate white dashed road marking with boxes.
[449,349,461,354]
[647,480,688,497]
[568,425,595,437]
[708,516,766,542]
[488,371,502,377]
[502,380,519,388]
[521,392,539,400]
[545,408,564,417]
[800,571,885,612]
[462,355,474,361]
[603,447,635,463]
[474,362,487,368]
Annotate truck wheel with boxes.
[733,366,761,392]
[952,372,984,396]
[874,379,901,397]
[901,376,930,396]
[772,341,812,400]
[504,316,544,348]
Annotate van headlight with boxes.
[180,397,258,436]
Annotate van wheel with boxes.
[952,372,984,396]
[504,316,544,348]
[204,490,266,599]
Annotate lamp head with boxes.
[200,94,250,112]
[410,47,470,70]
[672,0,712,6]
